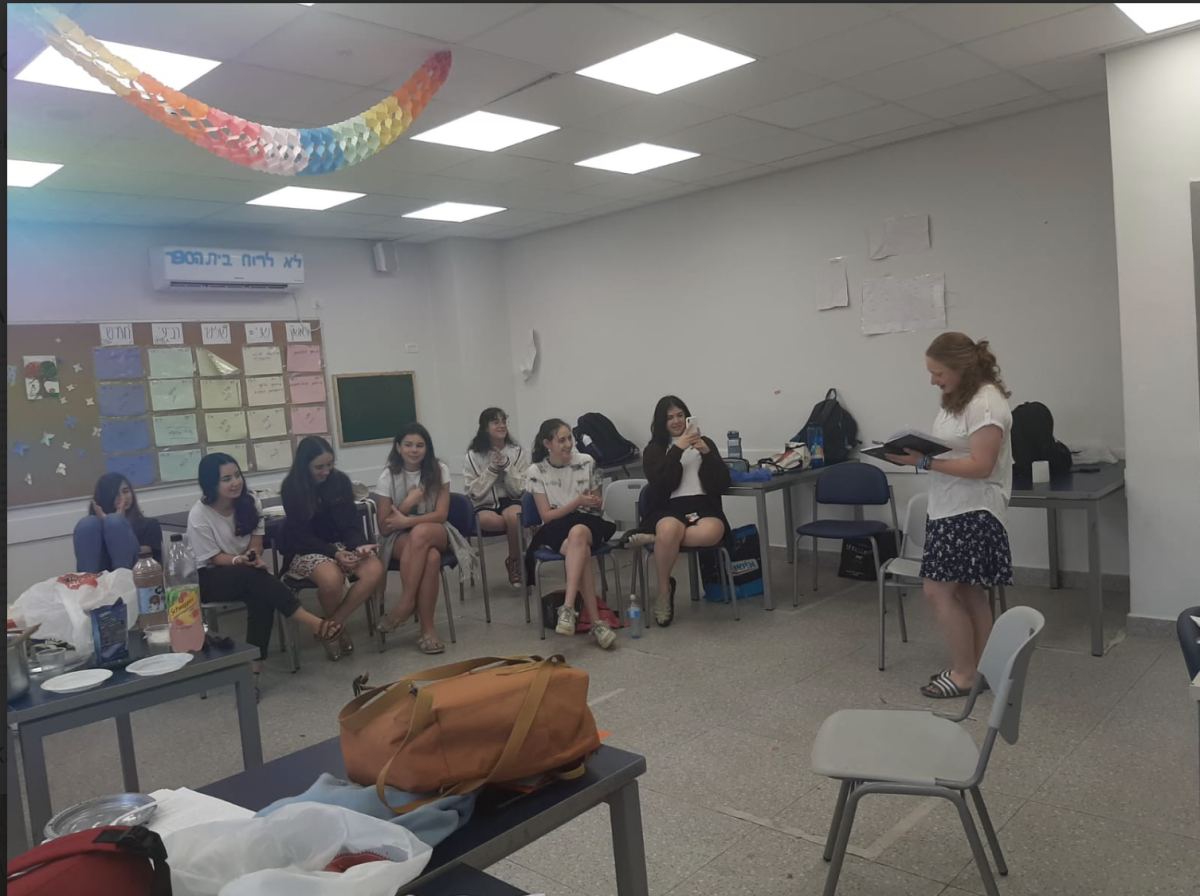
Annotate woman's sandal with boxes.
[921,671,973,699]
[339,631,354,655]
[314,618,344,642]
[655,577,677,627]
[928,668,990,692]
[377,615,408,636]
[417,633,445,655]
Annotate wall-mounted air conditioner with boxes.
[151,247,304,292]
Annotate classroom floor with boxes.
[21,546,1199,896]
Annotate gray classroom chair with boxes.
[812,606,1045,896]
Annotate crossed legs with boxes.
[560,525,602,625]
[381,522,449,646]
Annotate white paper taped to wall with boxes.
[819,257,850,310]
[519,330,538,381]
[868,214,930,260]
[861,273,946,335]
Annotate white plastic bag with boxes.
[164,803,432,896]
[14,569,138,661]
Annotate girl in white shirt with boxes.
[372,423,452,654]
[886,333,1014,699]
[464,407,529,590]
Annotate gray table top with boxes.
[727,459,860,494]
[1010,461,1125,503]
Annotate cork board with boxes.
[6,320,327,507]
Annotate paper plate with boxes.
[40,668,113,694]
[126,653,195,676]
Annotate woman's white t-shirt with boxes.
[373,462,452,515]
[671,447,705,499]
[187,494,266,568]
[526,452,603,516]
[927,384,1013,527]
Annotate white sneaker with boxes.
[592,621,616,650]
[555,605,578,636]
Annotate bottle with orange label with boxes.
[165,534,204,652]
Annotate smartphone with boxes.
[685,416,700,434]
[246,550,257,563]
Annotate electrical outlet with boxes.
[405,343,419,353]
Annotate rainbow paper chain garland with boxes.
[12,4,451,176]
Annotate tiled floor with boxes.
[18,546,1199,895]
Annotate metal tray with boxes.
[43,793,157,841]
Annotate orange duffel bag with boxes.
[338,655,601,812]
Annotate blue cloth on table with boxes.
[256,773,477,847]
[730,468,772,483]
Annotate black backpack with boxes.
[573,413,639,466]
[793,388,859,464]
[1010,401,1072,476]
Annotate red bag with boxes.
[6,826,172,896]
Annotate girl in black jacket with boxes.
[633,396,730,626]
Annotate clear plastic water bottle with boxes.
[727,430,742,459]
[626,595,643,639]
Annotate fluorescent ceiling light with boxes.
[1115,3,1200,32]
[575,143,699,175]
[403,202,506,223]
[577,33,754,95]
[8,159,64,187]
[410,111,559,152]
[247,187,365,211]
[16,41,219,94]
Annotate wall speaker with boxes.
[373,241,392,273]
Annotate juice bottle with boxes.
[132,546,167,628]
[165,534,205,653]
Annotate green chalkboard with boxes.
[333,371,418,447]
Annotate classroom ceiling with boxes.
[3,3,1183,243]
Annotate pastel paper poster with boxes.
[101,418,152,453]
[23,355,59,400]
[12,6,450,177]
[196,348,240,377]
[247,407,288,440]
[286,343,322,372]
[200,378,242,409]
[106,452,155,487]
[149,378,197,411]
[147,347,195,379]
[253,439,293,471]
[153,413,200,447]
[159,449,203,483]
[242,345,283,376]
[8,365,17,387]
[98,382,148,417]
[209,442,250,472]
[205,411,248,443]
[246,376,286,406]
[288,373,326,405]
[93,347,144,380]
[290,405,328,434]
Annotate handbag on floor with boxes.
[700,524,765,601]
[338,656,601,813]
[837,532,900,581]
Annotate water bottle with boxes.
[626,595,643,639]
[807,425,825,468]
[727,430,742,459]
[132,545,166,628]
[165,534,205,653]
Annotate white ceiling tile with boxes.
[499,127,630,163]
[333,4,536,43]
[465,4,669,72]
[769,144,863,169]
[802,103,932,142]
[373,174,493,202]
[667,59,827,113]
[464,183,615,214]
[946,94,1059,126]
[369,217,445,237]
[899,3,1091,44]
[610,4,736,28]
[6,81,149,141]
[513,162,621,191]
[579,175,685,200]
[415,47,551,109]
[484,208,566,228]
[327,194,429,218]
[843,48,1001,101]
[1016,53,1108,91]
[403,227,456,243]
[647,154,754,184]
[5,127,114,165]
[485,74,641,127]
[8,189,136,220]
[716,130,837,164]
[185,63,363,125]
[579,96,723,139]
[854,119,953,148]
[774,16,951,82]
[1052,81,1107,101]
[399,100,480,140]
[644,183,709,201]
[438,155,555,183]
[38,165,170,196]
[361,139,481,175]
[684,3,887,57]
[902,72,1044,118]
[964,5,1144,70]
[699,164,781,187]
[742,84,882,129]
[117,196,232,222]
[664,115,791,153]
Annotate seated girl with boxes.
[280,436,386,662]
[188,453,343,696]
[463,407,529,590]
[74,473,163,573]
[631,396,730,627]
[525,418,617,650]
[373,423,452,655]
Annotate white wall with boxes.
[501,98,1128,576]
[1106,29,1200,623]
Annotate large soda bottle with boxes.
[132,546,167,628]
[165,534,205,652]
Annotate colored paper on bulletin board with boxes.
[153,413,199,447]
[247,407,288,440]
[101,418,151,453]
[23,355,60,401]
[253,439,292,471]
[290,405,327,434]
[147,347,195,379]
[205,411,248,443]
[196,348,240,378]
[149,378,196,411]
[209,442,249,471]
[106,452,154,487]
[288,374,326,405]
[199,378,242,409]
[98,383,148,418]
[159,449,202,482]
[246,375,286,406]
[94,347,144,380]
[286,343,322,372]
[242,345,283,376]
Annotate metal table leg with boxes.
[1087,502,1104,657]
[607,781,650,896]
[1047,507,1062,589]
[234,665,264,769]
[755,491,774,610]
[18,725,53,847]
[115,713,140,793]
[783,484,796,564]
[7,722,29,858]
[688,553,700,601]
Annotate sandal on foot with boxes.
[339,631,354,654]
[323,639,343,662]
[655,577,677,627]
[417,634,445,655]
[377,614,408,635]
[314,618,344,643]
[921,671,972,699]
[623,531,657,549]
[929,668,990,691]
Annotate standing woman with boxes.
[373,423,452,654]
[188,453,343,696]
[525,419,617,649]
[74,472,163,572]
[464,407,529,589]
[886,333,1014,699]
[632,396,731,627]
[280,436,386,661]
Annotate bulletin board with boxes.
[333,372,418,447]
[6,320,329,508]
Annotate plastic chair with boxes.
[471,499,525,624]
[602,478,647,532]
[1178,607,1200,679]
[517,491,623,638]
[792,463,899,606]
[812,606,1045,896]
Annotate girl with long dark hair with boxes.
[372,423,451,654]
[464,407,528,589]
[280,436,386,661]
[73,472,162,572]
